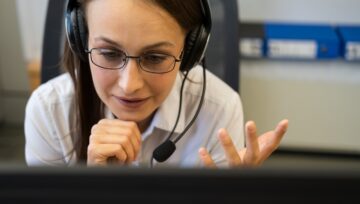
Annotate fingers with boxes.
[200,129,243,168]
[198,147,216,168]
[88,119,142,165]
[90,132,137,163]
[274,119,289,143]
[257,119,289,163]
[202,120,289,169]
[218,129,242,167]
[243,121,260,165]
[98,119,142,143]
[91,128,140,161]
[87,144,127,166]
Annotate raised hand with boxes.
[199,119,289,167]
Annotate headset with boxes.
[65,0,212,164]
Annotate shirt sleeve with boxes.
[24,87,67,166]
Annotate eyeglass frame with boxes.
[85,48,182,74]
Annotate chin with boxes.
[113,108,153,122]
[107,98,157,124]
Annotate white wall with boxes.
[238,0,360,153]
[0,0,30,124]
[239,0,360,24]
[0,0,48,124]
[16,0,48,62]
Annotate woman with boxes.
[25,0,288,167]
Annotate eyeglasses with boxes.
[85,48,182,74]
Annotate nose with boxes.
[117,58,144,94]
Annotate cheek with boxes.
[90,65,117,95]
[149,72,178,103]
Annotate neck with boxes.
[137,111,156,133]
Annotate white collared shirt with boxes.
[25,66,244,167]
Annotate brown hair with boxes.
[63,0,204,162]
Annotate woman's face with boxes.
[86,0,186,131]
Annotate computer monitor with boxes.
[0,165,359,203]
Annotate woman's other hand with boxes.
[199,119,289,167]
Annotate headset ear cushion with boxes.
[181,26,209,71]
[66,8,77,53]
[185,28,200,55]
[65,0,87,61]
[76,9,88,52]
[74,8,88,60]
[181,27,201,71]
[67,7,84,60]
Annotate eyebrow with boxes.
[94,36,176,50]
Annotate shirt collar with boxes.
[151,73,185,134]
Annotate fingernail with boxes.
[281,119,289,130]
[198,148,207,156]
[218,129,227,139]
[247,123,255,133]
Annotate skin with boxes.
[84,0,289,167]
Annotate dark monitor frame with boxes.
[0,166,359,203]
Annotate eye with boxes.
[142,53,168,64]
[98,49,125,61]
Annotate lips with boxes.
[113,96,149,108]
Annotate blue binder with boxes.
[264,23,340,59]
[337,26,360,61]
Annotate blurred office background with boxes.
[0,0,359,167]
